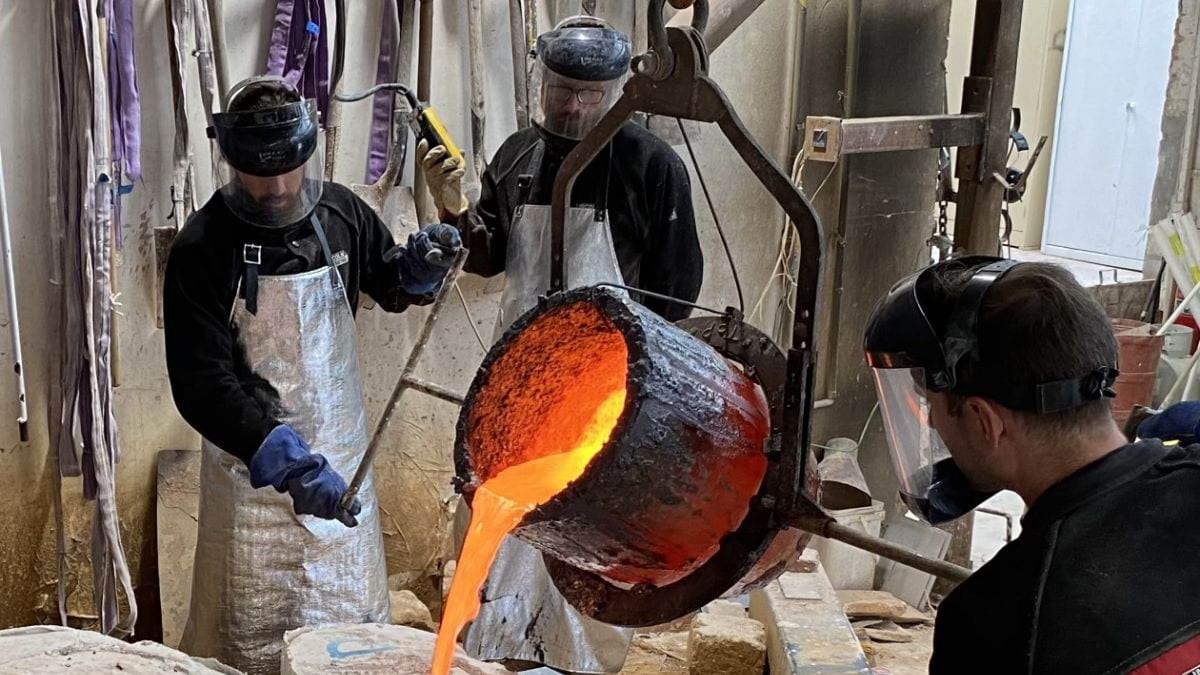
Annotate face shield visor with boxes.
[533,68,625,140]
[211,94,324,228]
[872,367,996,525]
[532,16,631,141]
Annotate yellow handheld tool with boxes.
[335,83,462,163]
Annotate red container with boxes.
[1112,318,1163,425]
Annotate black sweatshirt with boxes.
[456,122,703,321]
[163,182,431,465]
[931,440,1200,674]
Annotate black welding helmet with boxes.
[210,76,324,227]
[532,16,631,140]
[863,257,1118,524]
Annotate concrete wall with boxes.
[0,0,802,631]
[946,0,1071,250]
[803,0,951,514]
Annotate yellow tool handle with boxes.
[417,108,463,163]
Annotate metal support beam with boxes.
[953,0,1024,255]
[803,114,987,162]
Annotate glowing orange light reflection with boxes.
[430,387,627,675]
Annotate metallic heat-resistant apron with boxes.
[181,217,389,674]
[463,142,635,674]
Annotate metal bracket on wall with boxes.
[803,113,988,162]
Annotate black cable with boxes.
[330,0,347,95]
[676,118,745,315]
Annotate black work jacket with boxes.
[163,183,429,464]
[931,440,1200,674]
[456,122,703,321]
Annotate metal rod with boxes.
[403,375,465,406]
[205,0,231,107]
[0,149,28,442]
[794,515,972,584]
[1158,279,1200,336]
[508,0,529,128]
[340,249,468,510]
[191,0,220,124]
[467,0,488,178]
[323,0,348,180]
[592,282,729,316]
[413,0,435,221]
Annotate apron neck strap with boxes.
[519,140,611,221]
[241,213,344,315]
[309,214,347,297]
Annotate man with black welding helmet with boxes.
[164,76,461,673]
[421,15,703,674]
[864,257,1200,673]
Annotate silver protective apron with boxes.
[181,216,389,674]
[464,143,634,674]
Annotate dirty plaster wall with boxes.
[0,0,801,629]
[1149,0,1200,275]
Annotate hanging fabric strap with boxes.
[191,0,220,123]
[266,0,331,123]
[103,0,141,250]
[366,0,402,183]
[50,0,138,639]
[165,0,196,223]
[310,213,346,295]
[104,0,140,183]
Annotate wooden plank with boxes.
[953,0,1025,255]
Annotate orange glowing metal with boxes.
[430,387,627,675]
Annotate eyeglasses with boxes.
[546,84,607,106]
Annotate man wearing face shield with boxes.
[163,77,461,673]
[420,16,702,675]
[863,257,1200,673]
[421,15,703,329]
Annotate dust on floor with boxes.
[865,623,934,675]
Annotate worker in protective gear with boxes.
[422,15,702,330]
[163,76,461,674]
[864,257,1200,673]
[1132,400,1200,443]
[424,16,702,674]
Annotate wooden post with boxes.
[953,0,1024,255]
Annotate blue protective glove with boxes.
[249,425,361,527]
[1136,401,1200,443]
[388,223,463,295]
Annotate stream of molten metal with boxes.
[430,386,627,674]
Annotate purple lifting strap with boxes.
[106,0,141,182]
[366,0,402,183]
[266,0,330,124]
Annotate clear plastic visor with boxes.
[532,67,624,140]
[871,367,951,506]
[218,135,324,229]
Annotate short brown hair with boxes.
[928,261,1118,436]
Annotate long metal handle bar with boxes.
[793,514,972,584]
[592,282,728,316]
[0,148,26,442]
[341,249,469,511]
